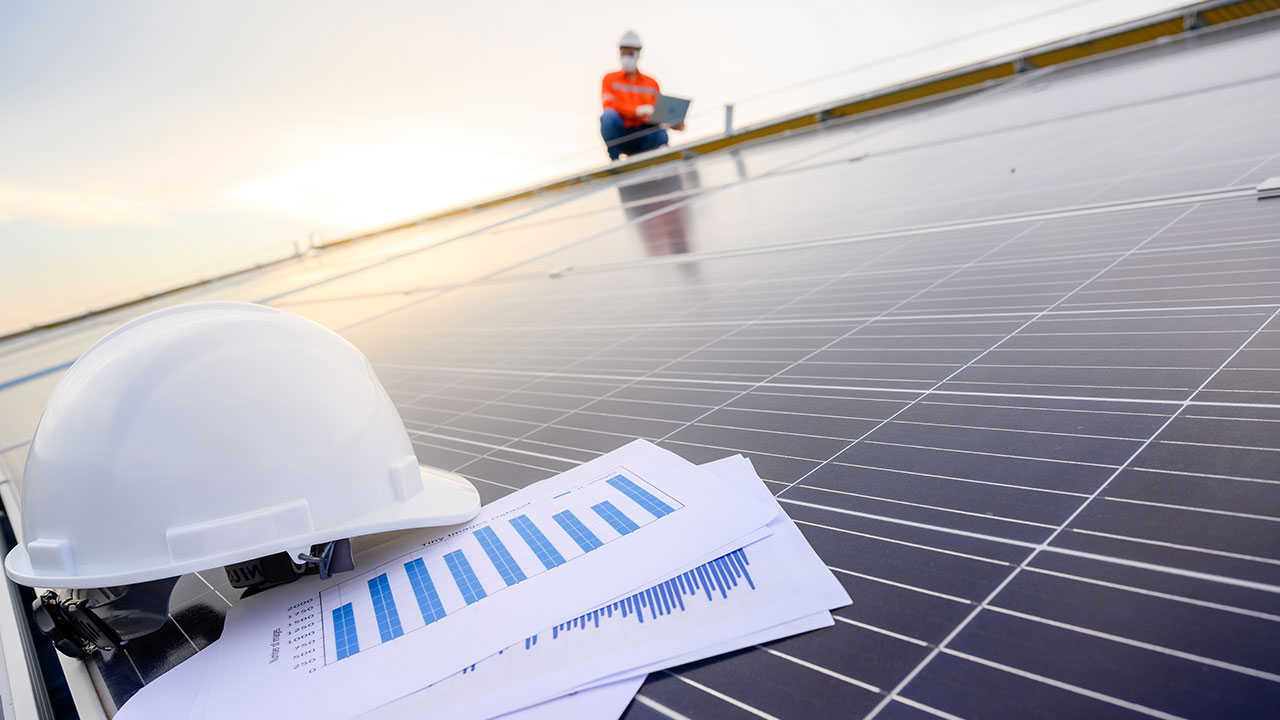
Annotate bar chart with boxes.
[517,547,756,653]
[319,470,683,664]
[449,547,761,689]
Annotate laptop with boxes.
[651,93,691,127]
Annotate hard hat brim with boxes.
[5,465,481,589]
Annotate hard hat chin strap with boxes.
[225,538,354,593]
[33,590,126,658]
[33,580,178,658]
[33,541,357,658]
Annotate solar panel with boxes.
[1,13,1279,719]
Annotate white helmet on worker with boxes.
[5,301,481,589]
[619,29,642,50]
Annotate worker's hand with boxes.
[635,104,655,119]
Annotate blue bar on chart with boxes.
[510,514,565,570]
[404,558,447,625]
[607,474,675,518]
[553,510,603,552]
[475,527,528,586]
[368,573,404,642]
[332,603,360,660]
[591,500,639,535]
[444,550,488,604]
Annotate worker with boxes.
[600,30,678,160]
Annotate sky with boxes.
[0,0,1190,335]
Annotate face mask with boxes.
[620,55,637,73]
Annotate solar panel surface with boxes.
[1,14,1279,719]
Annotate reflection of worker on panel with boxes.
[600,31,683,161]
[618,167,701,257]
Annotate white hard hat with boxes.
[5,302,481,589]
[619,30,642,49]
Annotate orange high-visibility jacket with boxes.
[602,70,661,128]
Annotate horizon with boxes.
[0,0,1188,335]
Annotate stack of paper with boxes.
[118,441,850,719]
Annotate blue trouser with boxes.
[601,109,669,160]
